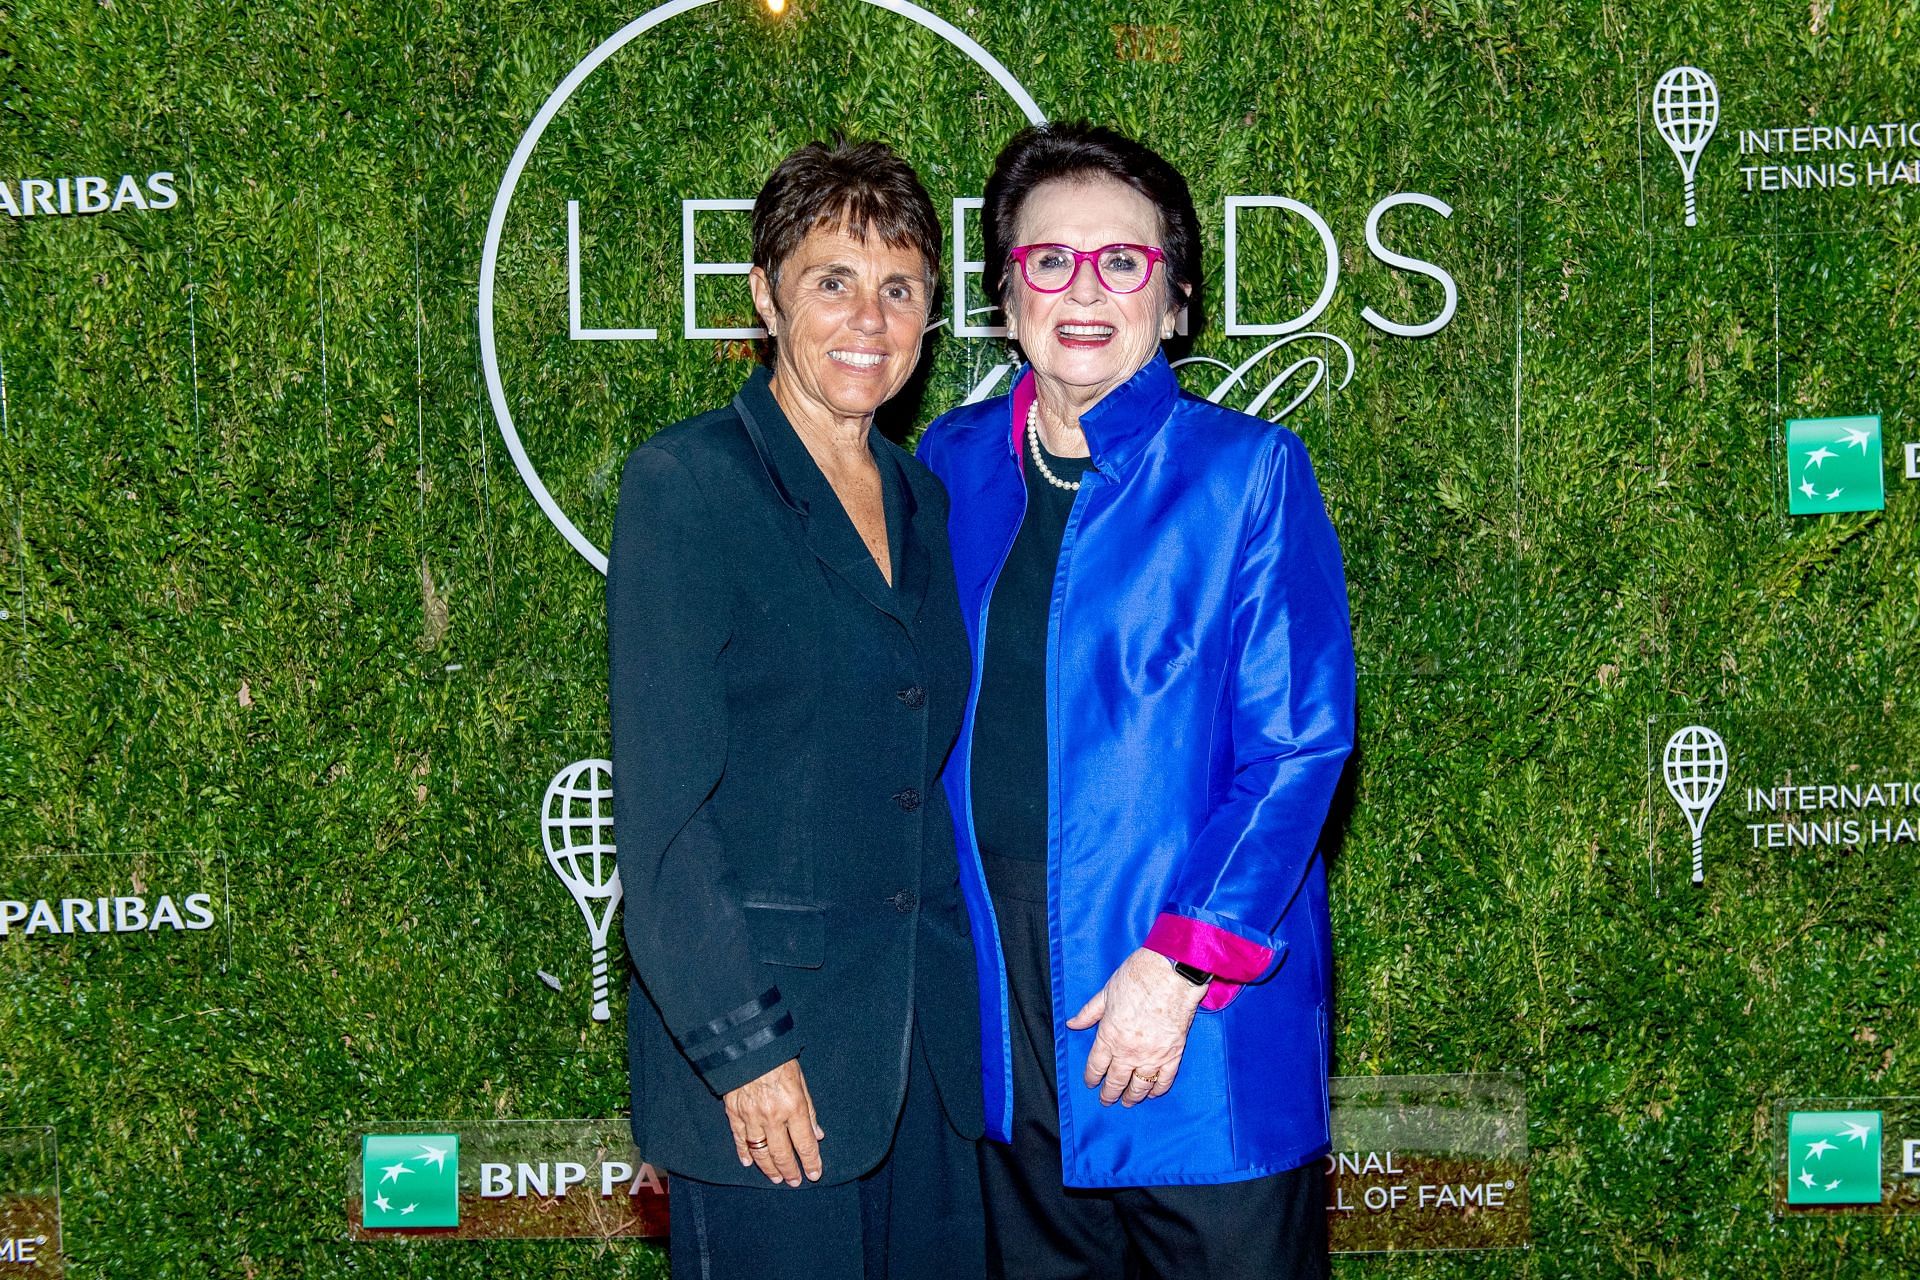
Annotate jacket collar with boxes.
[1008,350,1180,481]
[733,364,929,625]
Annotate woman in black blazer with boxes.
[608,140,984,1280]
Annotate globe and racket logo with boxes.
[1652,66,1720,227]
[543,760,623,1022]
[1662,725,1728,885]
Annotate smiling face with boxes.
[1006,176,1179,409]
[749,222,932,428]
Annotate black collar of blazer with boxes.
[732,365,933,627]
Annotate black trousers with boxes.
[667,1019,985,1280]
[980,853,1330,1280]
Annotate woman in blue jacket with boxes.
[918,123,1356,1278]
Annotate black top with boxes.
[607,366,982,1186]
[970,429,1095,863]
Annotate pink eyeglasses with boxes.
[1008,243,1165,295]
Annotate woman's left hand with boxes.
[1067,947,1209,1107]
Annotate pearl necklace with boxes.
[1026,403,1083,492]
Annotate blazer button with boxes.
[890,890,919,913]
[892,788,922,812]
[896,686,927,709]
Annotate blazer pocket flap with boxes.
[742,903,826,969]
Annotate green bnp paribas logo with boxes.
[361,1134,459,1228]
[1787,416,1883,515]
[1787,1110,1882,1205]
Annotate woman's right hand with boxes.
[723,1058,824,1187]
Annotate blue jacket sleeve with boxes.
[1159,429,1356,961]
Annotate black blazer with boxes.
[608,367,982,1187]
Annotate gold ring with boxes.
[747,1139,769,1149]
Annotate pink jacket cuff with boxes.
[1143,912,1276,1012]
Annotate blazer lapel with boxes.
[734,369,910,625]
[805,488,902,624]
[882,443,932,626]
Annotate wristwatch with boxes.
[1169,958,1214,987]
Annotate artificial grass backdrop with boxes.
[2,0,1917,1274]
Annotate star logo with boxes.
[1786,416,1884,516]
[1786,1111,1881,1207]
[361,1134,460,1229]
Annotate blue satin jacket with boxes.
[918,352,1356,1187]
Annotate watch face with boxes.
[1171,960,1214,986]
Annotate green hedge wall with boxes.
[2,0,1917,1275]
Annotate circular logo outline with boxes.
[478,0,1046,574]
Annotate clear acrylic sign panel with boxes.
[1326,1073,1529,1254]
[0,1127,61,1276]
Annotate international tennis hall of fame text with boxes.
[1322,1074,1529,1254]
[1649,709,1920,893]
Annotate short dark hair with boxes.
[750,140,941,360]
[982,122,1200,324]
